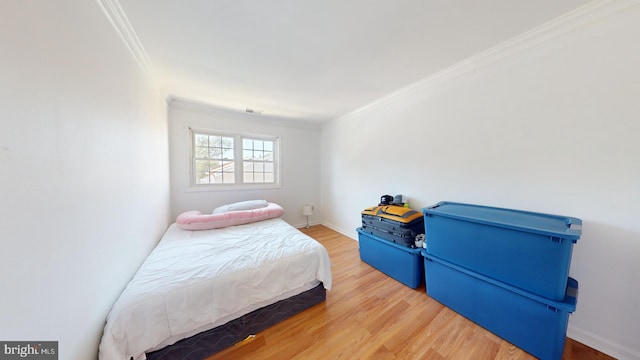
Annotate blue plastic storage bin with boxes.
[422,252,577,360]
[357,228,424,289]
[422,201,581,300]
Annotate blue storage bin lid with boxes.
[422,202,581,242]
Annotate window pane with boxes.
[222,148,234,159]
[264,141,273,151]
[263,151,272,160]
[221,137,234,148]
[195,159,209,173]
[208,170,221,183]
[224,166,234,182]
[243,149,253,160]
[210,161,234,184]
[243,161,253,172]
[242,160,273,184]
[195,146,208,158]
[222,161,234,175]
[195,172,209,184]
[209,147,222,158]
[195,134,209,147]
[243,138,252,149]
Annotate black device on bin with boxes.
[379,194,393,206]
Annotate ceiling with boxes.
[117,0,590,124]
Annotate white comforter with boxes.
[98,218,332,360]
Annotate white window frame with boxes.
[189,128,280,190]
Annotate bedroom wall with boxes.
[168,99,322,227]
[321,3,640,360]
[0,1,170,359]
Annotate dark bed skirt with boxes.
[146,283,326,360]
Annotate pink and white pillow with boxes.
[176,202,284,230]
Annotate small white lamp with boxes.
[302,204,314,229]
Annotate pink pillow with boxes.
[176,202,285,230]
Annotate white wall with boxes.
[0,1,170,359]
[169,100,322,227]
[321,4,640,360]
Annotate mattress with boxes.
[98,218,332,360]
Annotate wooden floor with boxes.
[206,225,613,360]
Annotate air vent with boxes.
[245,108,263,114]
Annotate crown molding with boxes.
[169,96,322,132]
[96,0,158,83]
[334,0,640,123]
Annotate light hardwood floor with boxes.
[206,225,613,360]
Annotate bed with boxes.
[98,204,332,360]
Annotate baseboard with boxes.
[318,222,358,241]
[293,220,322,229]
[568,325,640,360]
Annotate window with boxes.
[242,138,275,183]
[192,129,279,188]
[193,134,235,184]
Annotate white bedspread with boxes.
[98,218,332,360]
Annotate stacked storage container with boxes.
[421,201,581,360]
[357,205,426,289]
[357,228,423,289]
